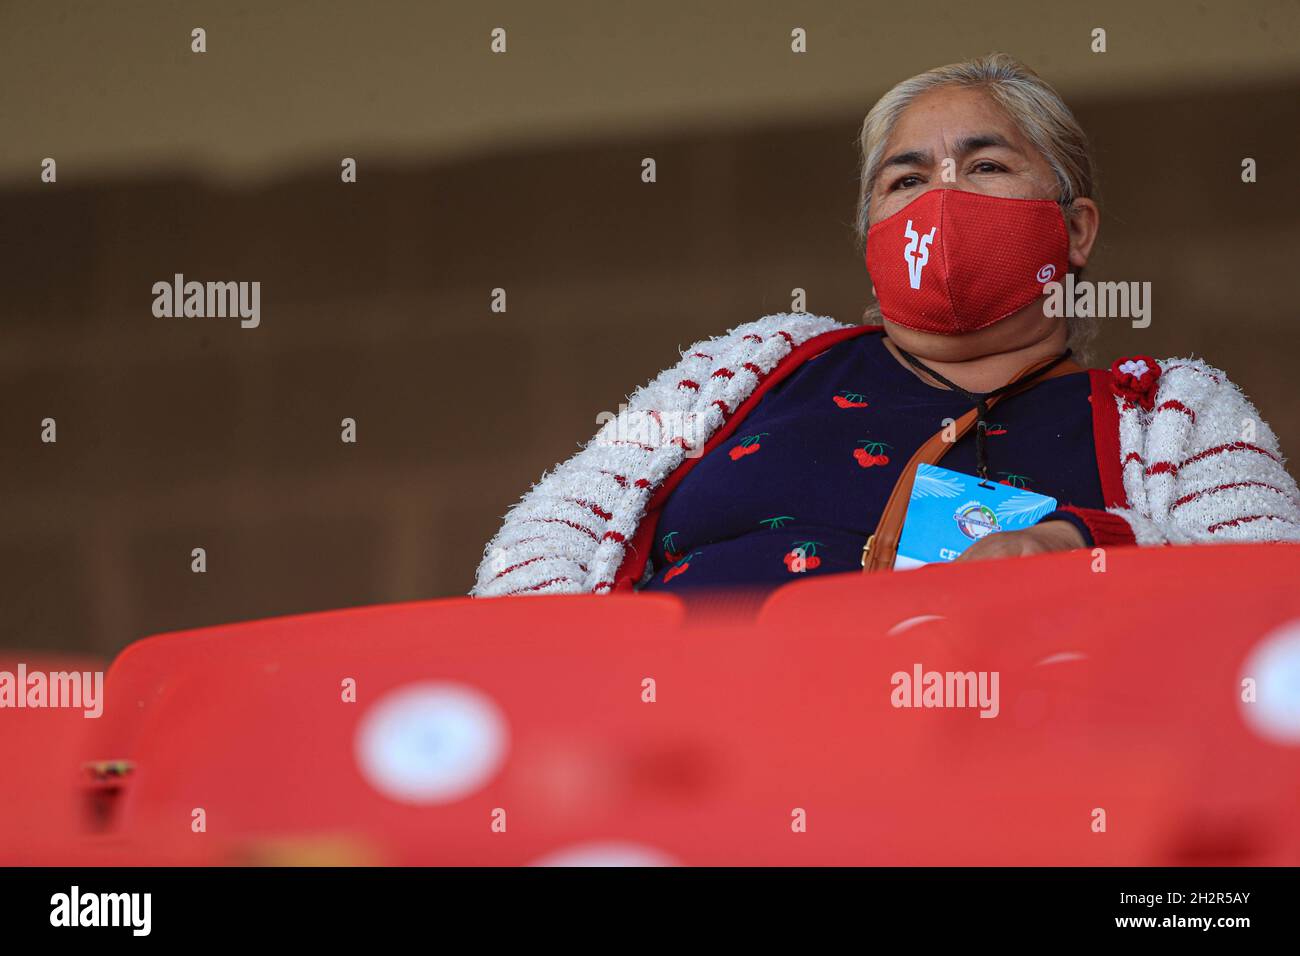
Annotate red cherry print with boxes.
[856,440,891,468]
[664,551,698,582]
[834,391,869,409]
[854,449,873,468]
[833,396,852,409]
[731,433,767,460]
[784,542,823,573]
[661,532,682,564]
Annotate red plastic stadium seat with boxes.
[0,654,105,863]
[754,543,1300,864]
[38,543,1300,865]
[85,593,697,864]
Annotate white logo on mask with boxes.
[903,220,937,289]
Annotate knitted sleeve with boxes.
[468,385,685,598]
[1069,359,1300,548]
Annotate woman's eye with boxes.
[891,174,923,191]
[970,160,1004,174]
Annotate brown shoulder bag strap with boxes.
[861,353,1084,572]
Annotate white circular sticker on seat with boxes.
[531,841,678,867]
[1240,621,1300,745]
[355,681,509,803]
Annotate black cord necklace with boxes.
[893,345,1074,481]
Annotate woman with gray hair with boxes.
[474,53,1300,597]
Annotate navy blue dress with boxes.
[640,331,1103,591]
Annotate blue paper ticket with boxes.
[894,463,1058,569]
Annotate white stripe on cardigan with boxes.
[472,314,1300,596]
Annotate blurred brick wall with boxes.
[3,79,1297,656]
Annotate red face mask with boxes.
[864,188,1070,335]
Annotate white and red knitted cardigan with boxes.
[472,313,1300,597]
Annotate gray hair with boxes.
[853,53,1099,353]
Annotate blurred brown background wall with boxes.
[2,1,1298,656]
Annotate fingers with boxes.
[955,536,1018,562]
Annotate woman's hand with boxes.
[955,520,1086,562]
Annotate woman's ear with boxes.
[1066,197,1100,269]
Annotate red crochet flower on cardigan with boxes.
[1110,356,1161,410]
